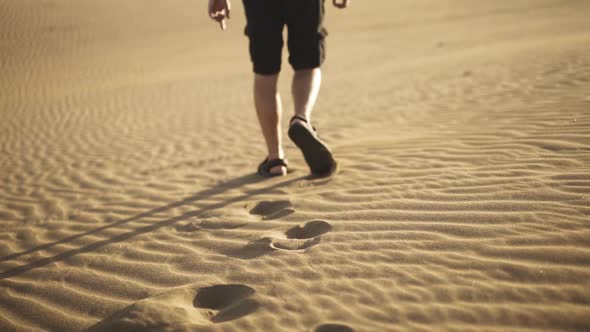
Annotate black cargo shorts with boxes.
[242,0,327,75]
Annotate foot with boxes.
[288,115,337,177]
[269,164,287,176]
[268,153,287,176]
[258,158,288,177]
[290,116,308,128]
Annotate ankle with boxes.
[268,150,285,160]
[291,114,310,125]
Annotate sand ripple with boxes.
[1,0,590,331]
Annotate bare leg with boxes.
[291,68,322,126]
[289,67,336,176]
[254,73,286,175]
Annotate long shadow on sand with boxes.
[0,173,309,280]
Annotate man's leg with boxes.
[243,0,286,176]
[288,66,336,176]
[286,0,325,127]
[283,0,335,176]
[254,73,286,175]
[292,67,322,126]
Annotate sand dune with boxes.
[1,0,589,331]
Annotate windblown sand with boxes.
[1,0,589,331]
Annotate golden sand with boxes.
[1,0,589,331]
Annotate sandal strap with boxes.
[259,158,288,173]
[289,115,317,132]
[265,158,288,169]
[290,115,308,124]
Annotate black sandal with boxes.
[257,158,288,178]
[288,115,337,177]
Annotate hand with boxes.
[208,0,231,31]
[333,0,351,9]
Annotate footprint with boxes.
[85,284,259,331]
[285,220,333,239]
[177,207,253,232]
[225,220,333,259]
[225,238,274,259]
[313,323,355,332]
[270,220,333,251]
[193,284,259,323]
[176,220,247,232]
[248,200,295,220]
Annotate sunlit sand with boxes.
[1,0,589,331]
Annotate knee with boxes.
[294,68,320,75]
[254,73,280,92]
[293,68,321,81]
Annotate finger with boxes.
[225,0,231,19]
[220,19,227,31]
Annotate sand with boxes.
[1,0,589,331]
